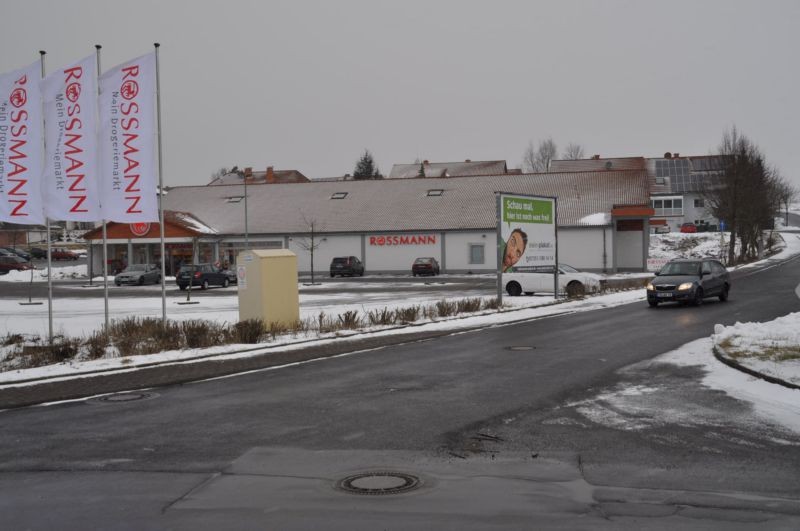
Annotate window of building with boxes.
[694,198,704,208]
[650,196,684,216]
[330,192,348,199]
[469,243,485,264]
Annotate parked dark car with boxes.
[647,258,730,307]
[222,267,237,285]
[329,256,364,277]
[412,257,440,276]
[0,255,34,275]
[50,247,79,260]
[680,223,698,233]
[29,247,48,259]
[1,247,31,261]
[115,264,161,286]
[176,263,230,290]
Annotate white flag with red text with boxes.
[41,55,102,221]
[98,52,158,222]
[0,62,45,225]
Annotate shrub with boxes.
[182,320,227,349]
[85,331,110,360]
[368,307,396,326]
[108,317,182,357]
[2,333,24,347]
[234,319,266,344]
[456,298,482,313]
[395,305,421,324]
[435,300,457,317]
[337,310,361,330]
[482,298,501,310]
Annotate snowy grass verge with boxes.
[712,313,800,386]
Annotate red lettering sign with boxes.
[368,235,437,246]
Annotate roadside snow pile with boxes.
[649,232,729,260]
[0,265,87,282]
[713,313,800,386]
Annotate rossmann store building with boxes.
[84,170,654,275]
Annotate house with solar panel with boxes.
[552,153,726,232]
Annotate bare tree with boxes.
[521,138,558,172]
[210,167,230,183]
[774,177,798,227]
[703,127,781,264]
[563,142,585,160]
[295,213,324,285]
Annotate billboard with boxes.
[497,193,557,272]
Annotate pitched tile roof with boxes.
[388,160,508,179]
[162,170,649,234]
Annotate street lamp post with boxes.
[244,172,249,250]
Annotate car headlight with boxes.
[678,282,694,290]
[646,283,655,291]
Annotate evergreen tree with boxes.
[353,150,377,180]
[417,162,425,177]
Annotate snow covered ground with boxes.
[649,232,731,261]
[713,313,800,386]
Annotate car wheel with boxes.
[115,281,121,287]
[506,281,522,297]
[692,288,704,306]
[330,273,335,278]
[648,300,658,308]
[412,272,416,277]
[202,280,209,290]
[566,281,586,299]
[719,284,729,302]
[138,276,144,286]
[179,285,186,291]
[156,276,161,285]
[223,278,230,288]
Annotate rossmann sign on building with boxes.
[369,234,437,246]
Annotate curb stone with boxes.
[712,344,800,391]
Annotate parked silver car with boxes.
[115,264,162,286]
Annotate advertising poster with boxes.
[498,193,557,272]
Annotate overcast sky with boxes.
[2,0,799,188]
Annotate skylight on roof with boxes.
[426,189,443,197]
[330,192,348,199]
[226,196,244,203]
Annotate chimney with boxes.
[243,167,253,179]
[266,166,275,183]
[423,160,429,165]
[664,152,672,159]
[464,159,471,163]
[592,154,600,160]
[673,152,680,158]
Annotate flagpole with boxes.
[154,43,167,326]
[40,50,53,345]
[96,45,110,333]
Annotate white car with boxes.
[503,264,604,297]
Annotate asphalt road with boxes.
[1,254,800,528]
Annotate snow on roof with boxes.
[577,212,611,226]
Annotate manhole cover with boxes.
[506,346,535,351]
[91,392,157,404]
[335,471,421,495]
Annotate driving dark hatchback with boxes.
[647,258,730,307]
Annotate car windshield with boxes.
[659,261,700,276]
[179,265,198,273]
[559,264,579,273]
[415,258,432,264]
[126,265,146,272]
[332,258,348,264]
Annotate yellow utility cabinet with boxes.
[236,249,299,326]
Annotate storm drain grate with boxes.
[506,346,535,351]
[335,471,421,495]
[92,392,157,404]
